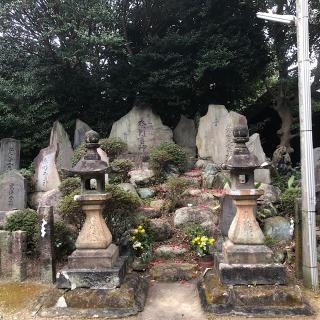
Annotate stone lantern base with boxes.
[56,193,128,289]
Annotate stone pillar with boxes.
[11,230,27,282]
[0,230,12,277]
[39,206,56,283]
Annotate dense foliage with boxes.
[149,142,188,176]
[0,0,273,165]
[4,209,40,255]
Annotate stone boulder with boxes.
[174,206,219,234]
[74,119,92,148]
[258,184,281,204]
[137,188,155,199]
[149,199,166,212]
[149,219,174,241]
[173,115,197,158]
[263,216,292,241]
[109,106,173,154]
[50,121,73,170]
[129,168,155,186]
[154,245,187,259]
[136,207,162,219]
[246,133,271,184]
[196,105,246,164]
[118,183,139,197]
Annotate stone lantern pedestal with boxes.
[218,189,286,285]
[56,193,127,289]
[68,194,119,269]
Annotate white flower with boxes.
[187,203,193,207]
[133,241,142,250]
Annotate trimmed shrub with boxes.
[58,189,84,231]
[165,176,190,210]
[104,184,142,243]
[72,144,86,166]
[4,209,39,255]
[150,142,187,176]
[278,187,301,215]
[54,221,76,261]
[20,163,35,192]
[59,177,81,197]
[109,159,134,184]
[99,138,127,161]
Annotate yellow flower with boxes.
[138,225,143,230]
[141,229,145,234]
[131,236,136,240]
[209,238,215,245]
[134,229,139,234]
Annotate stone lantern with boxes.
[219,123,286,285]
[57,130,126,289]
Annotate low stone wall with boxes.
[0,230,27,281]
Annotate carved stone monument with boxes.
[0,170,27,215]
[0,138,20,173]
[57,130,126,289]
[109,106,173,155]
[196,105,246,164]
[33,144,61,192]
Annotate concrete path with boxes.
[139,280,205,320]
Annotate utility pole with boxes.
[257,0,318,290]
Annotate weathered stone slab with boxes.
[0,230,12,277]
[50,121,73,170]
[74,119,91,148]
[218,263,286,285]
[196,105,246,164]
[33,144,61,192]
[0,138,20,173]
[39,274,148,318]
[39,206,56,284]
[150,262,198,281]
[56,256,127,289]
[0,170,27,212]
[198,271,313,316]
[11,230,27,282]
[173,115,197,158]
[246,133,271,184]
[109,106,173,154]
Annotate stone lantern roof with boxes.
[224,124,260,170]
[68,130,108,175]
